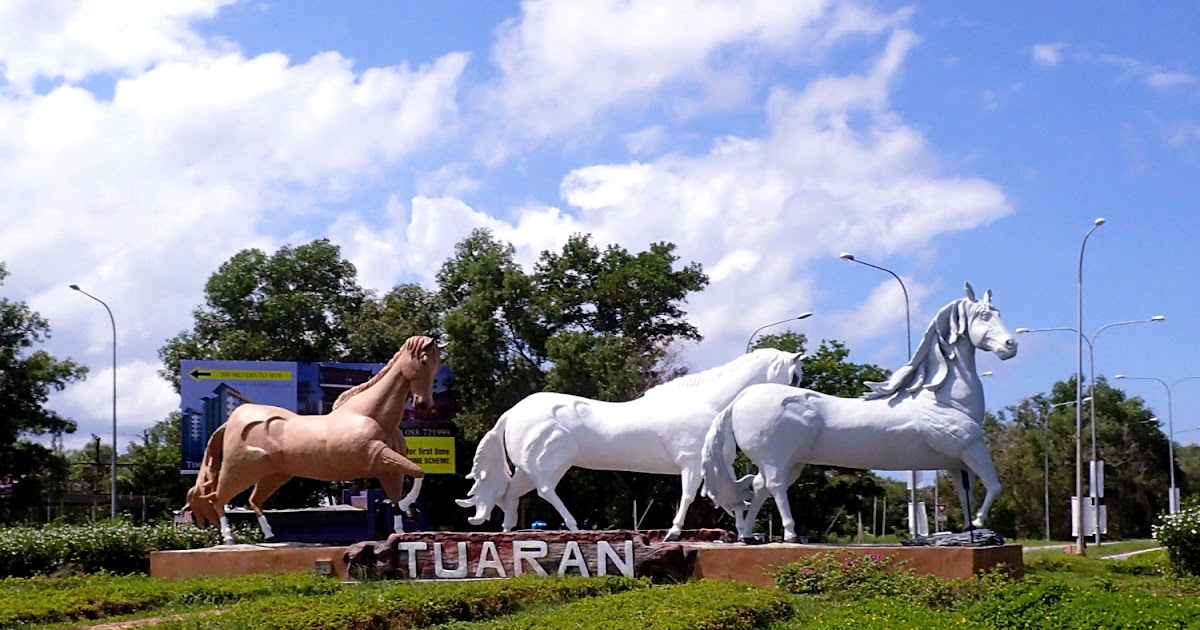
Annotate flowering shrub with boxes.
[1151,500,1200,576]
[0,519,260,577]
[775,552,904,595]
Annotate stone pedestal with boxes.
[151,542,350,580]
[149,533,1021,587]
[688,542,1024,588]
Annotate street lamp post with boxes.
[839,252,922,534]
[1041,398,1089,540]
[746,312,814,354]
[69,284,118,520]
[1114,375,1200,514]
[1073,218,1105,551]
[1016,314,1164,544]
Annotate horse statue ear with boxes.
[421,338,438,355]
[964,282,977,301]
[437,341,450,349]
[983,289,993,303]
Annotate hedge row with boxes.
[154,574,647,629]
[437,579,793,630]
[0,572,338,627]
[0,520,258,577]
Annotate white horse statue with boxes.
[702,283,1016,542]
[456,348,804,541]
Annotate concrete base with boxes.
[688,542,1024,588]
[151,543,349,580]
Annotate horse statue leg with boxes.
[957,441,1003,528]
[664,462,704,541]
[761,462,806,543]
[735,473,771,540]
[380,473,415,533]
[528,452,579,531]
[247,474,291,541]
[500,469,536,532]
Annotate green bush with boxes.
[1152,503,1200,576]
[157,575,647,629]
[775,597,986,629]
[972,578,1200,629]
[0,520,258,577]
[0,571,339,627]
[773,552,1009,608]
[437,579,792,630]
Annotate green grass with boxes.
[6,548,1199,630]
[431,580,792,630]
[1085,538,1160,558]
[152,574,646,629]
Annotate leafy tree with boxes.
[438,230,710,530]
[123,413,193,520]
[0,262,88,522]
[982,376,1170,540]
[346,284,443,361]
[62,435,115,521]
[158,239,371,392]
[437,230,543,443]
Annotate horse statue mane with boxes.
[861,294,986,401]
[332,335,434,410]
[641,349,772,397]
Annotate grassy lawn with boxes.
[4,545,1194,629]
[1086,538,1161,558]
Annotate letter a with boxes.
[475,541,507,578]
[557,540,590,577]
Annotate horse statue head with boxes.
[332,335,449,413]
[862,282,1015,401]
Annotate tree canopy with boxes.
[0,262,88,522]
[979,376,1174,539]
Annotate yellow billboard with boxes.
[406,436,456,474]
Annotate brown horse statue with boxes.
[183,335,447,544]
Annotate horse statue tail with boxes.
[183,424,226,528]
[455,414,513,526]
[701,397,755,510]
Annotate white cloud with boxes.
[341,26,1011,369]
[0,0,237,92]
[1145,70,1196,89]
[1031,42,1065,68]
[622,125,666,156]
[484,0,905,142]
[830,276,933,360]
[8,42,468,443]
[53,360,179,449]
[1031,44,1195,90]
[416,163,482,198]
[1169,122,1200,147]
[1087,52,1195,90]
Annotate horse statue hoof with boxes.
[663,530,681,542]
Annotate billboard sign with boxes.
[180,359,456,475]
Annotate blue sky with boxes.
[2,0,1198,474]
